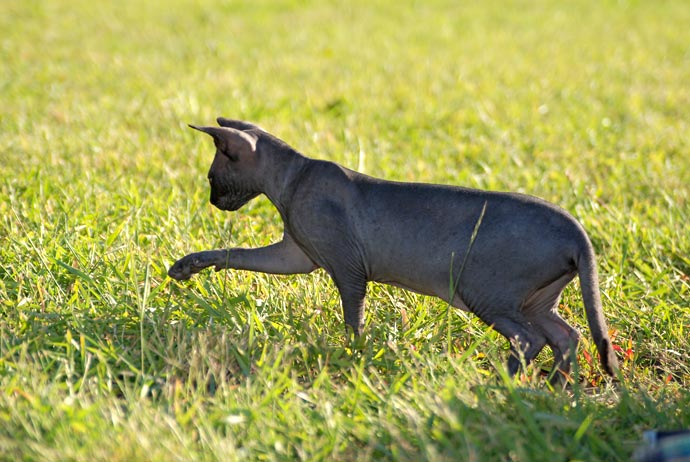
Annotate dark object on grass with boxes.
[168,118,619,379]
[634,430,690,462]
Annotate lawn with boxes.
[1,0,689,460]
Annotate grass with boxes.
[1,0,689,460]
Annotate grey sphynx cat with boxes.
[168,118,619,378]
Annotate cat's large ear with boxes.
[188,125,257,161]
[216,117,264,132]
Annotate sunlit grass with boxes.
[1,0,689,460]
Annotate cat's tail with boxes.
[577,244,619,376]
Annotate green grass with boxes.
[1,0,689,460]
